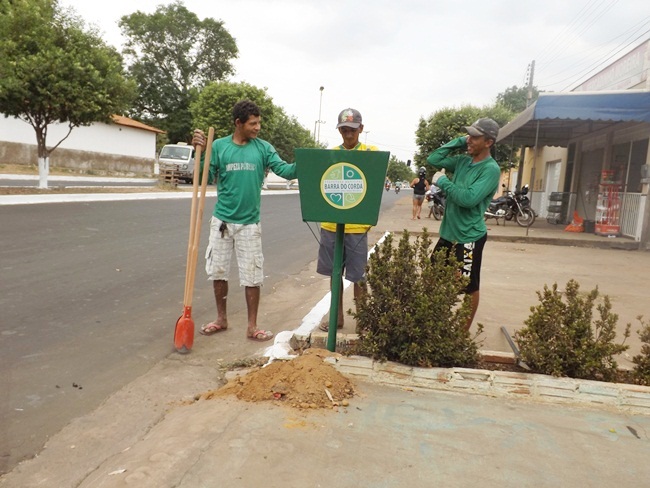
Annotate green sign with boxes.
[295,149,390,225]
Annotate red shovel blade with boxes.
[174,305,194,354]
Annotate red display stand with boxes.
[594,170,621,237]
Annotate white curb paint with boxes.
[264,231,391,363]
[0,185,298,205]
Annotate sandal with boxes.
[248,329,274,342]
[200,322,227,336]
[318,322,344,332]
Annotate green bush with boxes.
[515,280,630,381]
[633,316,650,386]
[352,229,482,368]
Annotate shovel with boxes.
[174,127,215,353]
[500,326,531,370]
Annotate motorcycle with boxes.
[385,183,390,191]
[484,184,535,227]
[426,189,445,220]
[395,185,401,194]
[515,186,536,218]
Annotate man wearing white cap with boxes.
[426,118,501,330]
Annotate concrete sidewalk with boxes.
[2,194,649,488]
[3,374,649,488]
[393,197,640,250]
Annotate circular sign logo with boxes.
[320,162,367,209]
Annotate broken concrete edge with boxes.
[265,329,650,416]
[321,355,650,416]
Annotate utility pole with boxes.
[526,60,535,107]
[316,86,324,143]
[518,60,535,191]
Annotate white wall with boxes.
[0,116,156,159]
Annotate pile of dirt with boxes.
[203,349,355,410]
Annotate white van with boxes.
[158,143,195,183]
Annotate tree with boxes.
[191,81,319,162]
[386,155,414,183]
[191,81,277,139]
[496,85,540,113]
[120,1,238,144]
[414,104,516,170]
[0,0,135,188]
[266,109,322,162]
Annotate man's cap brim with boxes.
[464,126,484,137]
[337,122,361,129]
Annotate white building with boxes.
[0,115,164,174]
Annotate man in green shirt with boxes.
[426,118,501,330]
[192,100,297,341]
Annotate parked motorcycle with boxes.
[426,189,445,220]
[511,185,535,220]
[484,184,535,227]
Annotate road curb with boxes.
[395,229,640,250]
[323,354,650,415]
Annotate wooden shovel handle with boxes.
[184,145,202,305]
[186,127,215,308]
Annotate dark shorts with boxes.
[431,233,487,294]
[317,229,368,283]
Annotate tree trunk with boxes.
[38,156,50,189]
[36,126,49,189]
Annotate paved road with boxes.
[0,189,400,473]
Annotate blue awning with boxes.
[497,91,650,147]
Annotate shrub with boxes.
[633,316,650,386]
[515,279,630,381]
[352,229,482,368]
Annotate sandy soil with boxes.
[203,349,355,410]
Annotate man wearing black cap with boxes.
[317,108,378,331]
[426,118,501,330]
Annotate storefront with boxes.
[497,91,650,247]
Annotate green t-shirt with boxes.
[427,136,500,243]
[206,135,297,224]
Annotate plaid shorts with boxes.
[205,217,264,287]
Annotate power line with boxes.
[536,0,607,63]
[564,30,650,90]
[539,15,650,79]
[538,29,650,90]
[537,18,650,87]
[542,0,620,67]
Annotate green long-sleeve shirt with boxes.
[427,136,500,243]
[202,135,297,224]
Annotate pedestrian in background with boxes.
[410,166,430,219]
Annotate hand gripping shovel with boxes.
[174,127,215,353]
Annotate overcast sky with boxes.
[60,0,650,162]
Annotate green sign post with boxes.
[295,149,390,352]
